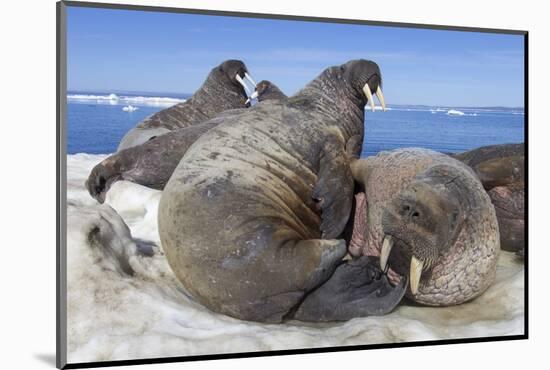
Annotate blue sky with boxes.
[67,6,525,107]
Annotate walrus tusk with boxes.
[380,235,394,270]
[245,72,257,88]
[236,75,252,95]
[410,255,424,295]
[376,86,386,111]
[362,84,375,112]
[245,90,259,105]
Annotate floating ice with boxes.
[122,105,138,112]
[67,94,185,107]
[447,109,465,116]
[66,153,525,363]
[370,105,392,111]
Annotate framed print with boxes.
[57,1,527,368]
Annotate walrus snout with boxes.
[380,179,464,295]
[341,59,386,111]
[220,59,257,99]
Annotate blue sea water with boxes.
[67,91,525,157]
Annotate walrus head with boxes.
[341,59,386,112]
[86,162,121,204]
[217,59,257,101]
[380,165,467,296]
[350,149,499,306]
[246,80,287,105]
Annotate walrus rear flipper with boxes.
[313,134,354,239]
[293,256,407,322]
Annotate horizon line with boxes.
[67,88,525,110]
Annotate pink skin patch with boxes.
[348,193,367,257]
[349,192,402,286]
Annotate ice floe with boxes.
[66,153,525,363]
[68,93,185,107]
[122,105,138,112]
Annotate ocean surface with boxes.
[67,91,525,156]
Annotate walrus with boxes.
[348,148,500,306]
[158,60,406,323]
[246,79,287,104]
[451,143,524,255]
[117,59,256,150]
[86,81,286,204]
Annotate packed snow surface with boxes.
[66,153,525,364]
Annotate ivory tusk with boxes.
[380,235,394,270]
[376,86,386,111]
[236,74,252,94]
[410,255,424,295]
[244,72,257,88]
[362,84,375,112]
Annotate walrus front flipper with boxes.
[313,134,354,239]
[293,256,407,322]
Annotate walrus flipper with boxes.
[293,256,407,322]
[312,134,354,239]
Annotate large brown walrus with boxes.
[348,148,500,306]
[158,60,408,323]
[452,143,525,255]
[86,81,286,203]
[117,60,256,150]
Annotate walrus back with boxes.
[158,104,350,321]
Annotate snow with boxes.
[66,153,525,363]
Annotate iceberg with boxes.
[447,109,465,116]
[122,105,138,112]
[66,153,525,363]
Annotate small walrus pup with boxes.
[348,148,500,306]
[118,59,256,150]
[86,81,286,203]
[159,60,406,323]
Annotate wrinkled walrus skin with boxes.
[452,143,525,254]
[117,60,252,150]
[350,148,500,306]
[159,60,400,323]
[86,81,286,204]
